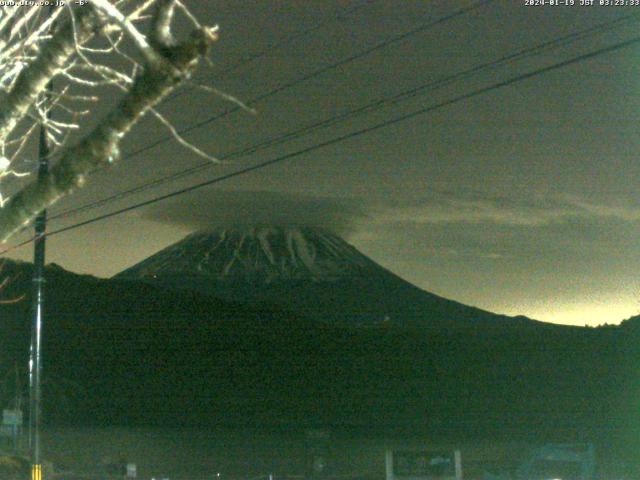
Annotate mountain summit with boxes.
[116,225,539,328]
[116,226,379,283]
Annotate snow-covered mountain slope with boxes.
[115,225,541,328]
[116,226,382,283]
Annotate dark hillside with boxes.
[0,259,634,459]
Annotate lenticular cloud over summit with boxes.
[141,190,366,237]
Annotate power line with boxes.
[17,0,383,171]
[161,0,379,104]
[0,0,484,236]
[50,11,640,222]
[107,0,494,163]
[0,0,384,242]
[36,0,492,224]
[6,32,636,252]
[1,0,484,246]
[214,0,379,79]
[50,0,495,219]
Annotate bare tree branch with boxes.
[150,107,220,164]
[0,1,221,241]
[0,7,99,143]
[0,16,218,240]
[150,0,177,48]
[91,0,163,65]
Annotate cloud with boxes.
[423,247,507,260]
[140,189,367,236]
[561,195,640,222]
[376,191,640,227]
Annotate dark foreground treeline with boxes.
[0,261,637,461]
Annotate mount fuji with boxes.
[115,225,538,329]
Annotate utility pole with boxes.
[29,12,55,480]
[29,112,49,480]
[29,114,48,480]
[29,10,54,476]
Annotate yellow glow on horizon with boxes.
[515,302,637,327]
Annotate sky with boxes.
[4,0,640,326]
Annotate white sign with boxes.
[126,463,137,478]
[385,449,462,480]
[2,409,22,426]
